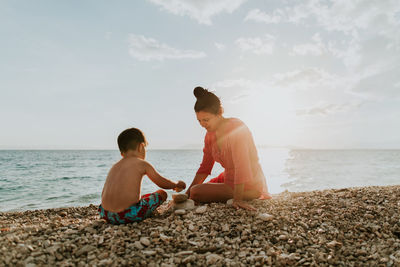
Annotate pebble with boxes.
[142,250,156,256]
[206,254,223,265]
[327,240,342,248]
[182,255,196,264]
[134,241,144,249]
[174,209,186,215]
[175,251,193,257]
[172,193,188,203]
[140,237,150,247]
[195,206,207,214]
[99,259,113,265]
[0,185,399,266]
[159,234,171,242]
[278,234,288,240]
[226,199,234,205]
[257,213,274,221]
[75,245,95,257]
[173,199,195,210]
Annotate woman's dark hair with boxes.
[117,128,147,153]
[193,86,222,114]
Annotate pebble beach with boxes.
[1,185,400,267]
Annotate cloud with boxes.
[247,1,400,97]
[291,33,328,56]
[147,0,247,25]
[272,67,344,91]
[128,34,206,61]
[212,79,260,103]
[245,1,400,36]
[214,42,226,51]
[296,102,363,116]
[235,34,276,55]
[352,66,400,98]
[244,8,283,24]
[291,32,364,70]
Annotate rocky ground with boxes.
[1,185,400,267]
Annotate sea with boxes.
[0,149,399,212]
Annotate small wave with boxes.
[15,164,28,170]
[59,176,91,180]
[46,196,66,201]
[77,193,100,202]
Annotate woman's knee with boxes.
[189,185,202,201]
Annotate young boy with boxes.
[99,128,186,224]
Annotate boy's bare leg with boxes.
[156,189,168,202]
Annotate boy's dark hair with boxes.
[193,86,222,115]
[117,128,147,153]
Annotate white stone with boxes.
[172,193,188,203]
[174,199,195,210]
[159,234,171,242]
[140,237,150,247]
[195,206,207,214]
[206,254,223,265]
[175,250,194,257]
[75,245,95,257]
[142,250,156,256]
[327,240,342,248]
[134,241,144,249]
[226,199,234,205]
[257,213,274,221]
[175,209,186,215]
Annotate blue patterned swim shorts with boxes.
[98,192,163,225]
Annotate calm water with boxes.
[0,149,399,212]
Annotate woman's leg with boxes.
[189,183,234,203]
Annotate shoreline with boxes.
[1,185,400,266]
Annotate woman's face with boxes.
[196,111,222,132]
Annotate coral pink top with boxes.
[196,118,270,199]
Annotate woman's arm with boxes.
[186,134,215,196]
[230,125,257,210]
[232,184,256,210]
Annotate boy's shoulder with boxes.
[112,157,148,170]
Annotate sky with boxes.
[1,0,400,149]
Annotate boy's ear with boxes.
[138,142,145,152]
[219,107,224,115]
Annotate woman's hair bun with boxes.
[193,86,208,99]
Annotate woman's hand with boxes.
[174,180,186,192]
[232,200,256,211]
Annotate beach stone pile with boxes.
[1,185,400,266]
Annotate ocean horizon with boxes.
[1,148,399,212]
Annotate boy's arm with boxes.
[143,161,180,190]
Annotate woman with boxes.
[187,87,271,211]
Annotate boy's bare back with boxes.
[101,157,146,212]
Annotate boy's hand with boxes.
[174,181,186,192]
